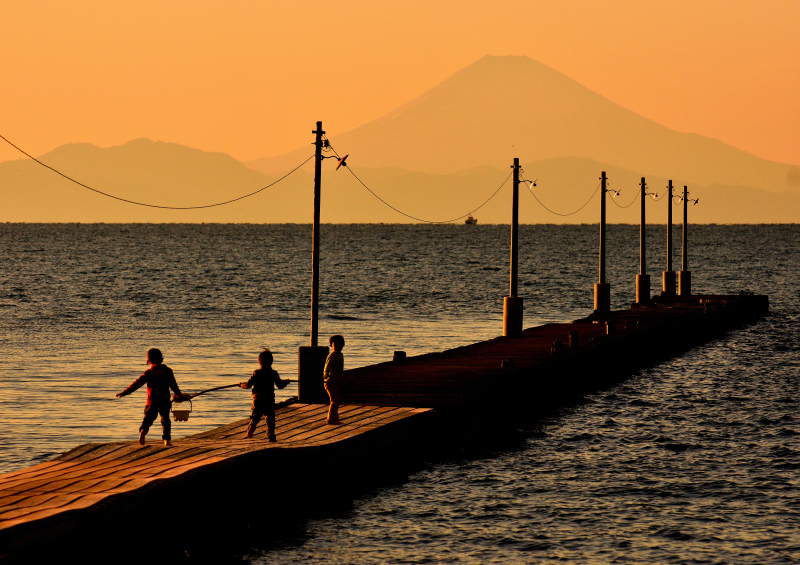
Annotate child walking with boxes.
[240,349,290,441]
[116,348,187,447]
[323,335,345,425]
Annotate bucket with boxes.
[172,399,192,422]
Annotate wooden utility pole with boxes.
[510,158,519,298]
[635,177,650,303]
[594,171,610,314]
[662,180,676,296]
[311,121,324,347]
[298,121,331,404]
[679,185,692,296]
[503,158,523,336]
[599,171,607,285]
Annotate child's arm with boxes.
[115,374,146,398]
[240,371,255,389]
[273,371,290,389]
[167,370,187,401]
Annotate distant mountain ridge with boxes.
[248,55,799,194]
[1,138,798,223]
[2,55,799,222]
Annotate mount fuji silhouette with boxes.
[249,55,798,194]
[2,55,798,222]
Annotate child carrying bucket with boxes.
[240,349,290,441]
[116,348,188,447]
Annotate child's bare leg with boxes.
[325,384,341,424]
[160,407,172,447]
[246,402,263,438]
[266,409,277,442]
[139,406,158,445]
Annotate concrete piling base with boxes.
[662,271,677,296]
[636,274,651,303]
[298,345,330,403]
[679,270,692,296]
[594,283,611,314]
[503,296,524,337]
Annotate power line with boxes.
[346,166,511,223]
[523,180,600,217]
[324,138,511,223]
[610,189,640,209]
[0,132,313,210]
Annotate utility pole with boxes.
[298,121,331,404]
[662,180,676,296]
[635,177,650,303]
[679,185,692,296]
[311,121,324,347]
[594,171,610,314]
[503,158,523,336]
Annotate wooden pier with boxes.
[0,293,768,562]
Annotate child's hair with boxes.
[146,348,163,364]
[329,335,345,350]
[258,349,274,366]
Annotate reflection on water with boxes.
[1,224,798,563]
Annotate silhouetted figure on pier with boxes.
[324,335,345,425]
[240,349,290,441]
[116,348,187,447]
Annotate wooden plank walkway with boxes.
[0,403,431,536]
[340,294,769,407]
[0,292,768,559]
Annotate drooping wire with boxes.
[522,178,600,217]
[324,137,510,223]
[609,189,640,209]
[347,165,511,223]
[0,132,313,210]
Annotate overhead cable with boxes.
[523,180,601,217]
[609,189,640,209]
[0,132,313,210]
[324,138,510,223]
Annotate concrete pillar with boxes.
[636,274,650,304]
[594,282,610,314]
[594,172,610,314]
[679,270,692,297]
[663,270,677,296]
[298,345,330,404]
[636,177,649,303]
[662,180,676,297]
[503,296,524,337]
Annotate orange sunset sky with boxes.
[2,0,799,166]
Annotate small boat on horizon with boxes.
[465,215,477,225]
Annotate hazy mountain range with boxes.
[2,55,799,223]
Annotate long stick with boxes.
[186,383,242,399]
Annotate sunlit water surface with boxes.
[1,224,798,563]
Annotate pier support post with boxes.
[298,121,330,404]
[311,121,325,347]
[594,171,611,314]
[298,346,330,404]
[636,177,650,303]
[679,185,692,296]
[504,158,523,336]
[662,180,676,296]
[503,296,524,337]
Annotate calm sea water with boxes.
[1,223,798,563]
